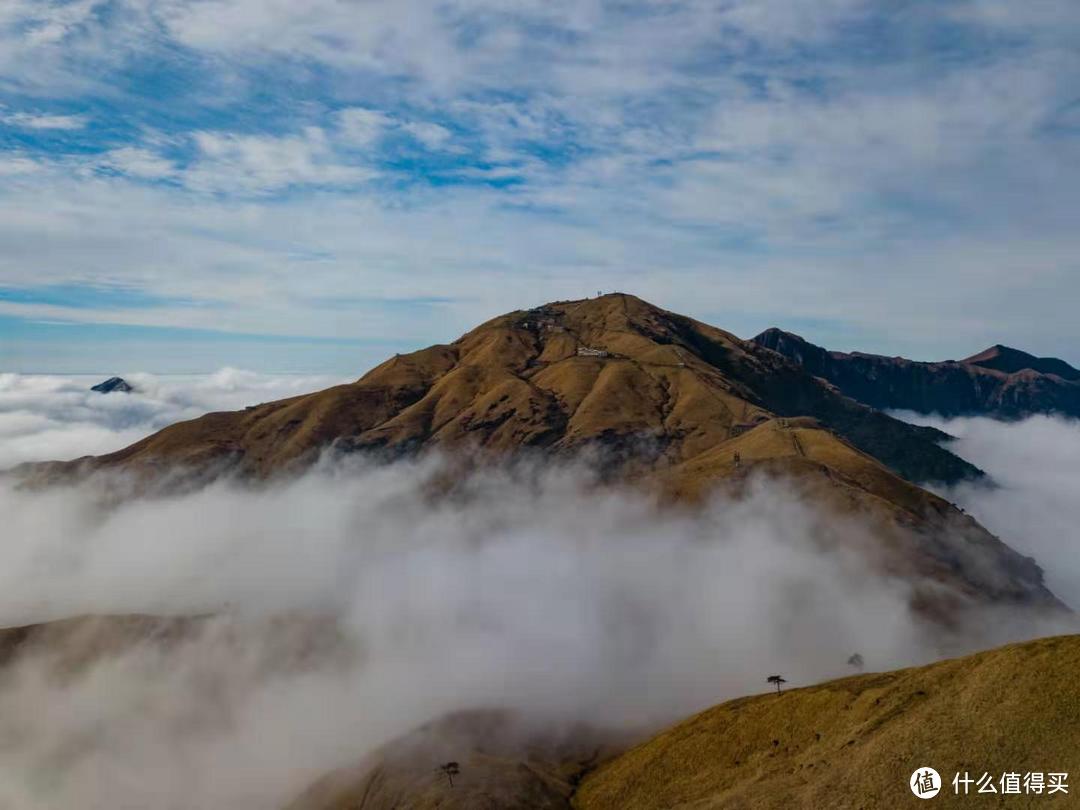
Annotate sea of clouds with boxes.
[0,373,1077,809]
[895,412,1080,612]
[0,369,348,470]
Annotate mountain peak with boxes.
[90,376,134,394]
[754,326,806,344]
[450,293,746,374]
[752,327,833,371]
[22,296,1068,614]
[962,344,1080,380]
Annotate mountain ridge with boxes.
[753,327,1080,418]
[962,344,1080,380]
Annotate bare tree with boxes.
[439,762,461,788]
[766,674,787,695]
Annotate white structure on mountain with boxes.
[576,346,609,358]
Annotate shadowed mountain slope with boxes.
[964,344,1080,380]
[754,328,1080,418]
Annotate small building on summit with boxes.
[576,346,610,358]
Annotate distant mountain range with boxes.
[753,328,1080,418]
[16,294,1063,613]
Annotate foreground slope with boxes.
[285,711,623,810]
[754,328,1080,418]
[284,634,1080,810]
[576,634,1080,809]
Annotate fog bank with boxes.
[0,456,1006,810]
[897,412,1080,608]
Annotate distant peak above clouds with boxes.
[90,376,134,394]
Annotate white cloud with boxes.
[0,149,1078,364]
[7,0,107,47]
[157,0,464,87]
[2,111,87,130]
[98,146,176,179]
[714,0,869,45]
[335,106,393,146]
[401,120,453,150]
[947,0,1080,36]
[900,413,1080,608]
[0,155,41,176]
[337,108,454,151]
[0,1,1078,363]
[184,127,375,194]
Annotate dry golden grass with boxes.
[575,633,1080,810]
[283,635,1080,810]
[23,293,969,493]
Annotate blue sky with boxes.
[1,0,1079,373]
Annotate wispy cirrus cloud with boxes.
[2,110,86,129]
[97,145,175,179]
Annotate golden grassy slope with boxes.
[574,633,1080,810]
[283,634,1080,810]
[20,294,972,483]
